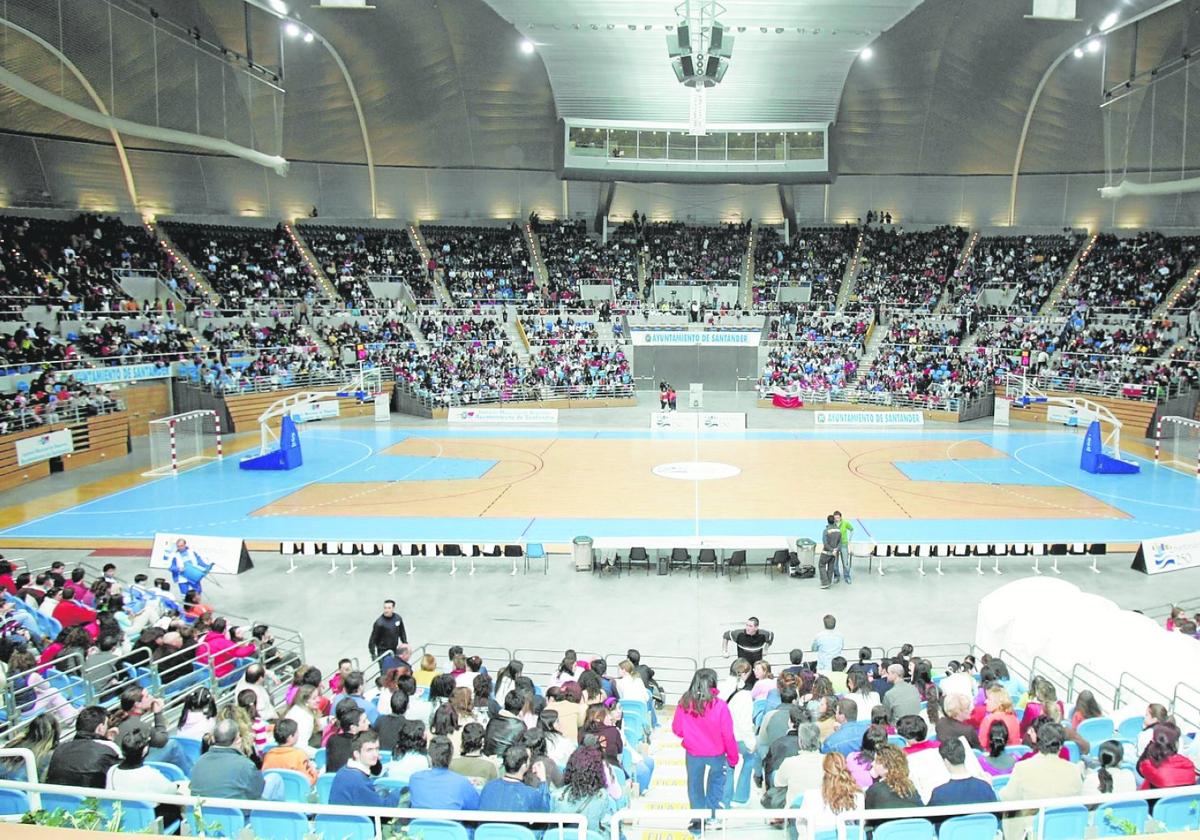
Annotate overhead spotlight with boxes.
[775,27,784,34]
[520,38,535,54]
[1100,12,1119,31]
[1087,38,1101,53]
[284,21,301,37]
[1073,47,1084,58]
[268,0,288,13]
[760,26,767,33]
[302,30,314,43]
[860,46,874,60]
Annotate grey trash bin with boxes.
[573,536,594,571]
[795,538,817,570]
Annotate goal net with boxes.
[144,410,223,476]
[1155,416,1200,477]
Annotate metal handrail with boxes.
[1116,671,1174,717]
[1029,656,1072,700]
[1070,663,1119,708]
[397,381,635,410]
[997,648,1036,689]
[0,399,127,435]
[1171,682,1200,733]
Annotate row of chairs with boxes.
[606,548,749,577]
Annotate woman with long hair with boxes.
[538,708,577,769]
[923,684,943,727]
[1070,690,1104,729]
[795,752,864,839]
[977,720,1019,776]
[845,670,880,721]
[719,658,759,808]
[283,684,325,755]
[1138,722,1197,789]
[550,745,629,835]
[176,686,218,741]
[672,668,738,819]
[911,660,934,699]
[864,745,922,811]
[375,667,404,718]
[1137,703,1172,755]
[553,649,580,686]
[471,673,499,721]
[578,670,606,708]
[431,702,463,757]
[1019,676,1063,736]
[521,728,564,787]
[614,659,650,703]
[749,660,775,701]
[494,659,524,701]
[977,685,1020,746]
[1083,740,1136,795]
[0,713,59,781]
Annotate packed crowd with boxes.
[422,225,537,302]
[644,222,749,284]
[199,321,311,354]
[164,223,321,306]
[852,227,968,310]
[759,312,870,395]
[0,372,120,434]
[418,315,508,347]
[859,345,991,405]
[535,220,640,303]
[301,226,431,303]
[321,319,415,364]
[1059,233,1200,314]
[754,226,858,308]
[950,234,1083,314]
[76,316,197,366]
[521,316,599,344]
[886,316,967,349]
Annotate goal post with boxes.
[1155,415,1200,477]
[144,410,223,476]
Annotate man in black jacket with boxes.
[483,690,528,757]
[367,600,407,662]
[45,705,120,788]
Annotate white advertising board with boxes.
[1047,404,1099,427]
[448,407,559,424]
[814,410,924,427]
[374,394,390,422]
[650,412,746,431]
[15,429,74,466]
[994,398,1011,427]
[1133,531,1200,575]
[290,401,341,422]
[630,329,761,347]
[149,532,251,575]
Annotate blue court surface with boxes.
[4,424,1198,545]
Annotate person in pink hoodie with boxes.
[672,668,739,828]
[196,617,257,678]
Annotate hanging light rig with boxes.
[666,0,733,136]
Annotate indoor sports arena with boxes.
[0,1,1198,838]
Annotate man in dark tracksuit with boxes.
[819,515,841,589]
[367,599,407,662]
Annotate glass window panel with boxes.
[786,130,824,160]
[757,132,785,161]
[609,129,636,159]
[697,132,727,161]
[728,132,755,161]
[568,127,606,157]
[639,131,666,160]
[667,132,697,160]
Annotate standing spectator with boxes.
[44,705,119,788]
[189,719,273,800]
[722,617,774,665]
[882,665,921,723]
[329,732,402,808]
[408,736,480,810]
[673,668,739,819]
[999,722,1082,840]
[811,615,844,672]
[196,618,256,679]
[367,599,407,662]
[833,511,854,583]
[818,516,840,589]
[719,659,758,807]
[478,744,551,811]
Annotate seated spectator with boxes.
[926,738,996,807]
[45,705,120,788]
[261,717,319,786]
[793,753,865,838]
[999,722,1083,840]
[189,719,274,801]
[408,735,480,810]
[332,670,379,726]
[977,685,1020,746]
[821,699,866,757]
[174,687,218,742]
[235,663,276,722]
[1082,740,1136,796]
[196,617,256,679]
[478,744,551,811]
[550,745,628,837]
[449,721,499,788]
[384,719,430,781]
[375,688,410,755]
[326,700,376,774]
[936,693,981,750]
[882,664,921,722]
[977,720,1020,777]
[0,713,60,782]
[282,685,325,757]
[774,723,824,807]
[107,729,183,827]
[414,653,440,688]
[329,731,403,808]
[863,744,923,812]
[485,689,529,757]
[1136,703,1172,755]
[1069,690,1104,731]
[846,725,888,791]
[1137,722,1197,789]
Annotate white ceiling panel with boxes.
[481,0,923,123]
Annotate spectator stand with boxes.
[948,231,1085,315]
[849,225,968,312]
[295,221,430,306]
[1056,231,1200,315]
[753,224,858,309]
[421,223,538,303]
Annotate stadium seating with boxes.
[754,225,857,309]
[535,219,640,303]
[422,225,537,302]
[851,226,968,309]
[301,225,430,303]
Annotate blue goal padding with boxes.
[238,415,304,471]
[1079,420,1139,475]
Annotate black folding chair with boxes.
[696,548,719,575]
[625,547,652,575]
[669,547,692,575]
[726,549,748,578]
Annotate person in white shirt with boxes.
[718,658,759,806]
[844,671,880,722]
[235,664,277,722]
[940,661,976,701]
[175,687,218,743]
[614,659,651,704]
[1082,740,1137,796]
[107,729,185,827]
[282,686,324,757]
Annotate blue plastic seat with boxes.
[1094,799,1149,836]
[990,775,1010,791]
[186,804,245,837]
[171,736,203,765]
[476,824,539,840]
[316,772,336,804]
[1153,794,1200,831]
[1116,716,1143,743]
[162,669,209,697]
[263,768,313,803]
[39,792,85,812]
[250,809,311,840]
[1076,717,1116,744]
[0,789,30,815]
[1064,741,1080,763]
[813,826,865,840]
[1038,805,1089,840]
[314,747,327,768]
[314,813,376,840]
[873,818,936,840]
[938,813,998,840]
[1003,745,1031,759]
[147,760,187,782]
[409,818,471,840]
[99,799,179,834]
[887,735,908,748]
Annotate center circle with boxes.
[652,461,741,481]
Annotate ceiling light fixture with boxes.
[860,46,874,60]
[1087,38,1102,53]
[302,30,314,43]
[268,0,288,14]
[1100,12,1119,31]
[1073,47,1084,58]
[520,39,535,54]
[284,21,301,37]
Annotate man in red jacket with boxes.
[196,617,257,678]
[49,587,98,628]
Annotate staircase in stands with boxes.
[410,223,455,306]
[284,223,340,303]
[154,223,221,306]
[524,222,552,300]
[633,705,692,840]
[935,229,979,313]
[1039,233,1096,315]
[741,225,757,310]
[835,228,868,311]
[1155,255,1200,316]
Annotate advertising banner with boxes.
[448,407,559,424]
[629,330,761,347]
[814,410,924,427]
[15,429,74,466]
[1132,531,1200,575]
